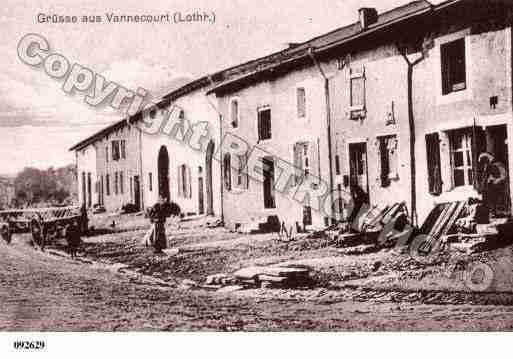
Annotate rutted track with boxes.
[3,238,513,330]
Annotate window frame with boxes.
[376,134,399,187]
[449,128,474,188]
[257,106,272,141]
[111,140,120,161]
[296,87,306,118]
[120,140,126,159]
[234,154,249,190]
[349,67,366,120]
[229,97,240,129]
[441,38,467,95]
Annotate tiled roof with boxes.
[71,0,464,151]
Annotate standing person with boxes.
[65,220,81,259]
[347,178,369,229]
[479,152,507,215]
[149,196,171,253]
[1,222,12,244]
[79,204,89,236]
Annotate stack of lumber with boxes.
[418,200,468,253]
[233,265,311,288]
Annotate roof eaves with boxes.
[208,1,434,95]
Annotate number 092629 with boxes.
[13,341,45,350]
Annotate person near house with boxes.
[79,204,89,236]
[149,196,171,253]
[478,152,507,215]
[347,179,369,228]
[65,220,81,259]
[1,222,12,244]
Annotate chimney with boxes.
[358,7,378,30]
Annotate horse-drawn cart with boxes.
[0,206,86,247]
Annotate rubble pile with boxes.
[203,265,313,290]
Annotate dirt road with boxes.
[2,239,513,331]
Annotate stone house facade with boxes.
[72,0,513,230]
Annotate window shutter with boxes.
[309,140,320,180]
[375,139,382,183]
[388,137,399,179]
[426,133,442,195]
[241,155,249,189]
[293,143,303,185]
[439,132,452,191]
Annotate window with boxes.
[350,67,365,119]
[297,87,306,118]
[230,98,239,128]
[119,172,124,194]
[293,142,310,185]
[441,38,466,95]
[377,135,398,187]
[235,155,249,189]
[177,164,192,198]
[112,140,120,161]
[450,128,473,187]
[105,146,109,163]
[120,140,126,159]
[258,107,272,141]
[149,172,153,192]
[223,153,232,191]
[106,174,110,196]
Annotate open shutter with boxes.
[426,133,442,195]
[309,139,320,180]
[242,155,249,189]
[439,132,452,191]
[388,137,398,179]
[293,143,303,185]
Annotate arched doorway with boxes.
[205,140,215,215]
[158,145,170,201]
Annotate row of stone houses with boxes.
[71,0,513,231]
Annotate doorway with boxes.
[158,146,170,201]
[133,175,141,210]
[349,142,369,200]
[198,168,205,215]
[262,157,276,209]
[205,140,215,215]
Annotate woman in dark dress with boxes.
[149,196,171,253]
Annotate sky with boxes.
[0,0,442,175]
